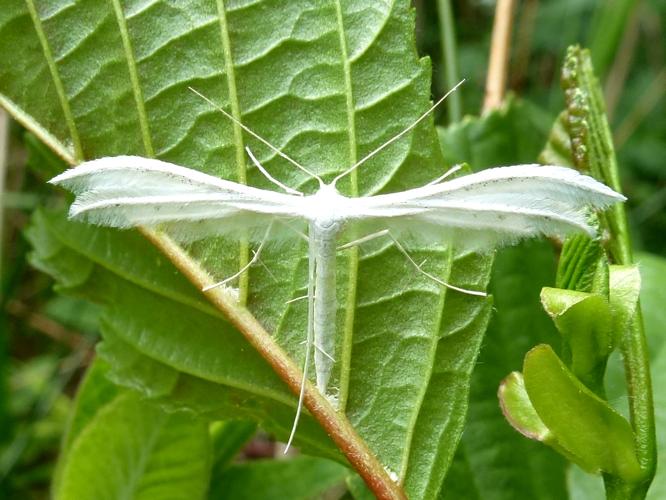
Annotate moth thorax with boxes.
[314,216,343,233]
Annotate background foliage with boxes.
[1,0,664,499]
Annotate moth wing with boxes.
[348,165,624,250]
[49,156,308,242]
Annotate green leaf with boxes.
[52,359,119,492]
[499,370,617,474]
[540,287,613,395]
[498,372,551,442]
[438,95,553,168]
[523,345,643,482]
[5,1,498,495]
[54,359,212,500]
[209,456,348,500]
[587,0,638,77]
[644,312,666,499]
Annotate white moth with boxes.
[48,84,624,448]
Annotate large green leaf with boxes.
[4,2,495,495]
[54,359,212,500]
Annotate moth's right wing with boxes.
[347,165,625,250]
[49,156,308,241]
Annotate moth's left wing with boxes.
[347,165,625,249]
[49,156,308,241]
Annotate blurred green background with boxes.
[1,0,663,498]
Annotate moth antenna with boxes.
[332,79,466,186]
[188,87,323,186]
[246,147,303,196]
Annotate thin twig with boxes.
[510,0,538,90]
[6,299,94,357]
[604,8,640,122]
[0,108,8,286]
[483,0,516,113]
[614,68,666,148]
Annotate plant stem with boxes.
[483,0,515,113]
[614,68,666,148]
[562,46,656,493]
[0,109,7,287]
[436,0,462,122]
[141,228,407,500]
[620,309,655,494]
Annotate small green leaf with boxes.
[540,287,613,394]
[523,345,643,482]
[498,372,551,442]
[52,360,119,493]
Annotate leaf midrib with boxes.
[24,0,83,161]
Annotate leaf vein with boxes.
[110,0,155,157]
[23,0,83,161]
[332,0,359,412]
[398,247,454,480]
[215,0,250,302]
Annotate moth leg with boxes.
[275,219,309,242]
[424,163,463,186]
[338,229,390,250]
[340,230,487,297]
[202,223,273,292]
[257,257,278,283]
[286,294,308,304]
[298,339,335,362]
[246,147,304,196]
[386,233,487,297]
